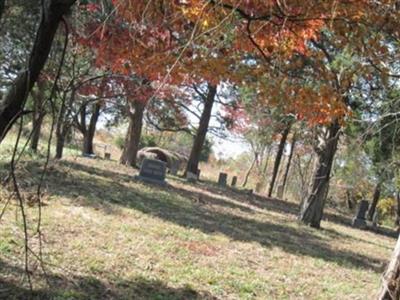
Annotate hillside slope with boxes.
[0,157,396,299]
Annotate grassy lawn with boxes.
[0,153,397,299]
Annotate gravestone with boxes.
[186,171,198,183]
[231,176,238,187]
[277,185,285,199]
[218,172,227,186]
[243,189,253,195]
[372,211,379,228]
[255,182,263,193]
[169,165,178,176]
[352,200,369,229]
[135,158,167,186]
[83,153,96,159]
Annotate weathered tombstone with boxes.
[255,182,263,193]
[218,172,227,186]
[372,211,379,228]
[352,200,369,229]
[135,158,167,186]
[244,189,253,195]
[169,165,178,176]
[277,184,284,199]
[83,153,96,159]
[102,144,111,160]
[231,176,238,187]
[186,171,198,183]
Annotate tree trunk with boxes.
[31,113,44,152]
[262,146,272,175]
[396,192,400,227]
[82,102,101,155]
[299,121,341,228]
[55,109,71,160]
[242,152,258,188]
[55,131,66,159]
[54,88,75,159]
[30,81,46,152]
[346,189,354,210]
[378,235,400,300]
[0,0,5,21]
[185,84,217,175]
[281,132,297,195]
[55,97,67,160]
[120,100,145,167]
[0,0,76,142]
[268,124,291,197]
[367,182,382,221]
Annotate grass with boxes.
[0,140,397,299]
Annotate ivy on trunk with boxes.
[299,121,341,228]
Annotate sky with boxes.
[212,134,249,159]
[97,83,250,159]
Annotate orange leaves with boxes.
[81,0,331,85]
[78,0,385,119]
[250,75,350,127]
[288,86,349,126]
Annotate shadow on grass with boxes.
[12,160,390,274]
[194,178,398,239]
[193,178,353,226]
[0,260,217,300]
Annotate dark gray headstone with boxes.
[244,189,253,195]
[352,200,369,229]
[169,165,178,176]
[372,211,379,228]
[218,172,227,186]
[136,158,167,185]
[356,200,369,219]
[277,185,284,199]
[186,171,198,183]
[231,176,237,187]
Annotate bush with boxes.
[114,133,157,150]
[114,135,125,150]
[139,134,157,149]
[377,197,396,219]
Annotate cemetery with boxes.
[1,1,400,299]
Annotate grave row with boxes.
[136,159,379,231]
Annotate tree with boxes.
[72,0,400,226]
[30,79,46,152]
[379,236,400,299]
[0,0,76,142]
[120,98,146,166]
[0,0,5,21]
[75,100,102,155]
[117,77,157,167]
[281,131,297,196]
[185,83,217,175]
[299,121,341,227]
[268,122,292,197]
[83,0,358,174]
[55,83,75,159]
[73,75,119,156]
[366,90,400,220]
